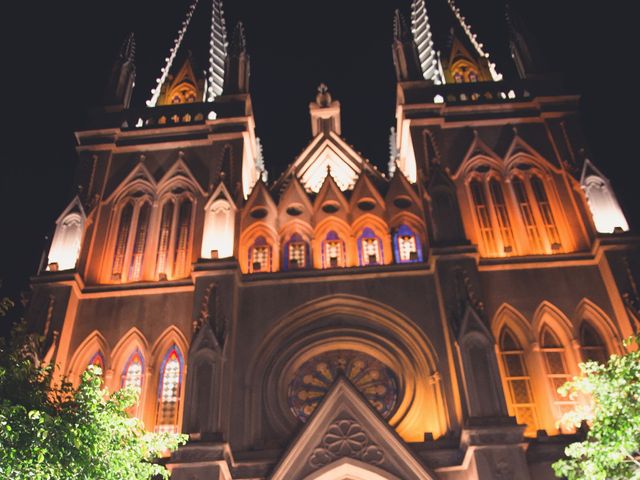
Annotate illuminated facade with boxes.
[27,1,639,479]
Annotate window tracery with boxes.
[284,233,309,270]
[249,236,271,272]
[579,322,608,364]
[153,194,194,280]
[393,224,422,263]
[287,350,398,422]
[322,231,345,268]
[540,327,574,420]
[122,349,144,392]
[358,228,383,266]
[155,346,184,433]
[498,329,538,436]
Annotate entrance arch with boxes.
[302,457,400,480]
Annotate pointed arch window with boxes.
[128,202,151,281]
[470,179,497,255]
[155,346,184,433]
[580,323,608,364]
[111,203,134,280]
[173,199,193,278]
[153,195,194,280]
[155,201,174,279]
[122,350,144,392]
[322,231,345,268]
[284,234,309,270]
[249,236,271,273]
[489,179,515,254]
[499,329,538,436]
[393,225,422,263]
[511,178,544,253]
[531,175,562,250]
[540,327,574,418]
[358,228,383,266]
[87,351,105,377]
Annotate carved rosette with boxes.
[308,419,385,468]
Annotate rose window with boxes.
[287,350,399,422]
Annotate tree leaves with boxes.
[0,321,187,480]
[553,335,640,480]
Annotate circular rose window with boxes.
[287,350,399,422]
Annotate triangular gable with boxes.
[105,161,156,203]
[350,172,386,212]
[172,57,199,88]
[385,169,423,222]
[204,181,237,211]
[158,156,207,196]
[278,175,314,223]
[455,131,502,178]
[580,158,608,185]
[278,132,383,194]
[55,196,86,225]
[447,35,478,67]
[313,173,350,225]
[504,131,560,172]
[270,377,435,480]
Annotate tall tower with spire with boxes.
[27,1,637,479]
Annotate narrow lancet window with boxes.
[489,180,515,254]
[470,180,497,255]
[155,346,184,433]
[531,176,561,250]
[129,203,151,281]
[122,350,144,392]
[156,201,174,279]
[499,329,538,435]
[512,178,543,253]
[173,199,193,278]
[112,203,134,280]
[580,323,608,364]
[540,327,574,420]
[250,236,270,272]
[285,234,308,269]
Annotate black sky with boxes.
[1,0,638,299]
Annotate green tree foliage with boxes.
[0,319,187,480]
[553,335,640,480]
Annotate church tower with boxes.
[28,1,638,479]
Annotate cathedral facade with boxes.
[28,1,639,479]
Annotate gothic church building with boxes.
[29,0,639,478]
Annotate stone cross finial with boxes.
[316,83,332,107]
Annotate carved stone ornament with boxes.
[308,418,385,469]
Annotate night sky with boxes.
[1,0,637,300]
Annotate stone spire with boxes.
[206,0,228,101]
[505,1,548,79]
[446,0,502,81]
[410,0,442,83]
[222,21,250,94]
[103,32,136,109]
[392,10,423,82]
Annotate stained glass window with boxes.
[88,351,105,375]
[358,228,382,266]
[250,236,270,272]
[155,346,184,433]
[122,350,144,392]
[323,231,344,268]
[288,350,398,422]
[393,225,422,263]
[286,234,307,269]
[499,329,538,436]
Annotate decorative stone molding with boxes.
[308,418,385,468]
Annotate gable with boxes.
[270,377,435,480]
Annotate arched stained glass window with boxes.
[499,329,538,436]
[122,349,144,392]
[580,322,608,364]
[358,228,383,266]
[249,236,271,273]
[284,234,309,270]
[88,351,105,372]
[322,231,345,269]
[155,346,184,433]
[393,225,422,263]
